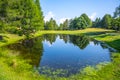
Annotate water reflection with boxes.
[7,37,43,66]
[6,34,114,76]
[69,35,89,49]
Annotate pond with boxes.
[7,34,114,76]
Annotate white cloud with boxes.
[44,40,52,47]
[44,11,55,22]
[59,18,70,24]
[89,12,97,21]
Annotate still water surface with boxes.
[7,34,112,76]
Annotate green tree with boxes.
[62,19,69,30]
[58,23,63,30]
[92,17,101,28]
[69,18,77,30]
[78,16,88,29]
[81,13,92,27]
[44,18,58,30]
[112,5,120,31]
[114,5,120,18]
[101,14,112,29]
[0,0,44,37]
[69,15,88,30]
[112,18,120,31]
[35,0,44,30]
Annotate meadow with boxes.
[0,28,120,80]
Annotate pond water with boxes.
[7,34,113,76]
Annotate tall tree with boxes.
[34,0,44,30]
[69,16,88,30]
[62,19,69,30]
[69,18,78,30]
[81,13,92,27]
[58,23,63,30]
[114,5,120,18]
[101,14,112,29]
[112,18,120,31]
[44,18,58,30]
[0,0,44,37]
[93,17,101,28]
[112,4,120,31]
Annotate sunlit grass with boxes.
[0,33,24,47]
[35,28,114,35]
[94,33,120,51]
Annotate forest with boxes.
[0,0,120,37]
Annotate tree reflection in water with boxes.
[6,34,113,77]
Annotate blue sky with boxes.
[40,0,119,24]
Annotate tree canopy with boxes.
[69,14,91,30]
[0,0,44,37]
[44,18,58,30]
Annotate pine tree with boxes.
[62,19,69,30]
[0,0,44,37]
[44,18,58,30]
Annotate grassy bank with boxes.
[0,28,120,80]
[0,28,113,47]
[94,33,120,51]
[0,28,114,47]
[35,28,114,36]
[0,34,24,47]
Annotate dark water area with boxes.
[6,34,114,76]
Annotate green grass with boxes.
[35,28,114,35]
[0,34,24,47]
[0,48,49,80]
[0,28,120,80]
[0,28,114,47]
[94,33,120,51]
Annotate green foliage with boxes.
[93,5,120,31]
[58,23,64,30]
[114,5,120,18]
[69,14,90,30]
[44,18,58,30]
[112,17,120,31]
[0,0,44,37]
[81,13,92,27]
[58,14,92,30]
[59,19,69,30]
[69,35,89,49]
[0,0,8,32]
[92,17,101,28]
[101,14,112,29]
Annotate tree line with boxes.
[44,13,92,30]
[44,5,120,31]
[93,5,120,31]
[0,0,120,38]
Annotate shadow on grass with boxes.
[84,31,107,36]
[0,35,9,43]
[106,39,120,51]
